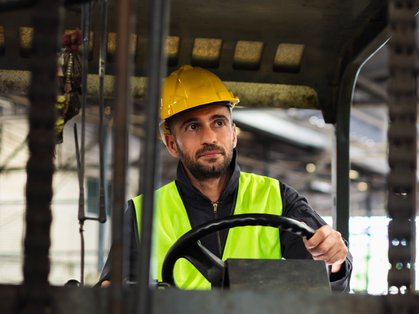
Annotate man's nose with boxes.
[200,125,217,145]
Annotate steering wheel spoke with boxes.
[182,242,225,288]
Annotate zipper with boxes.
[212,202,222,257]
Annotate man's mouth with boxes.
[199,151,222,158]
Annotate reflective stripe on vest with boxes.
[132,172,283,290]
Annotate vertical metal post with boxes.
[110,0,133,313]
[136,0,170,313]
[77,4,91,285]
[98,127,109,272]
[80,1,92,224]
[387,0,417,293]
[330,18,390,246]
[22,0,59,313]
[98,0,108,224]
[332,88,351,242]
[98,222,106,271]
[74,124,85,285]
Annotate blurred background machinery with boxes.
[0,0,418,313]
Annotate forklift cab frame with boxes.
[0,0,417,313]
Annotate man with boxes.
[98,65,352,291]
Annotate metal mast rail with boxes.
[387,0,417,293]
[22,0,59,313]
[110,0,133,313]
[136,0,170,313]
[77,0,93,286]
[79,1,92,224]
[98,0,108,224]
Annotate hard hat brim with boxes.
[165,101,234,123]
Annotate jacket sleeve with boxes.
[279,182,353,293]
[95,200,138,287]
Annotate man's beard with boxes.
[176,143,233,182]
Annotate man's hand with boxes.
[302,224,348,273]
[100,280,111,287]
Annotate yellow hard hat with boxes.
[160,65,239,120]
[159,65,239,142]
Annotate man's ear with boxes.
[232,123,237,148]
[164,134,179,157]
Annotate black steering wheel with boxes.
[161,214,316,288]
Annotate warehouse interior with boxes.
[0,0,418,313]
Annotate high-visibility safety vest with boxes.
[132,172,283,290]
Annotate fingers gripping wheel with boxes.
[161,214,315,288]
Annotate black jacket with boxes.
[98,150,353,292]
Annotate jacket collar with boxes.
[175,149,241,203]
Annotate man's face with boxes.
[164,105,237,181]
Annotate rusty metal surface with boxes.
[0,69,30,94]
[87,74,140,98]
[0,0,398,123]
[225,81,320,109]
[0,70,320,109]
[106,32,116,62]
[273,43,305,73]
[18,26,32,57]
[233,40,264,70]
[0,70,143,97]
[166,0,393,123]
[165,36,180,65]
[107,33,137,63]
[86,74,146,98]
[191,38,223,68]
[387,0,417,293]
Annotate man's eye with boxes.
[187,124,198,131]
[215,120,224,127]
